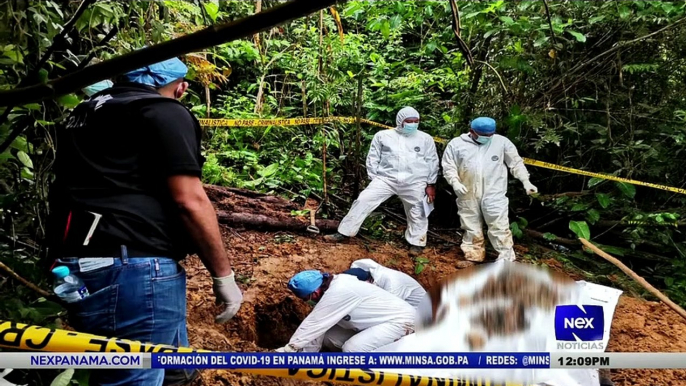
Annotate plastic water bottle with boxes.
[52,266,89,303]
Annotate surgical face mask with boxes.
[307,300,317,307]
[82,80,113,97]
[399,122,419,134]
[474,134,492,145]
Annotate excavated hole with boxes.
[250,297,309,349]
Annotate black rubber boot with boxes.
[409,245,424,256]
[324,232,347,242]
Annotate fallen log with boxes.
[217,210,339,232]
[206,184,340,233]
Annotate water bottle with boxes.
[52,266,89,303]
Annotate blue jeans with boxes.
[57,249,189,386]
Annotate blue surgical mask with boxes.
[475,135,492,145]
[399,122,419,134]
[82,80,113,97]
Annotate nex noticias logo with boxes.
[554,305,604,341]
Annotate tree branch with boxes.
[77,26,120,70]
[0,0,340,107]
[448,0,473,66]
[546,16,686,93]
[580,238,686,321]
[542,0,557,47]
[475,59,508,94]
[0,260,53,299]
[36,0,97,73]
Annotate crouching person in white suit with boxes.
[342,258,427,308]
[324,107,440,256]
[275,270,415,353]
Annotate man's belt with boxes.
[61,245,164,259]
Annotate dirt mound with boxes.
[182,229,686,386]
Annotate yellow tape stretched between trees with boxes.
[0,320,529,386]
[199,116,685,195]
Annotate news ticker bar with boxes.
[3,352,686,369]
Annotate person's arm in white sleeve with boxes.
[503,138,537,194]
[425,137,439,184]
[287,287,361,350]
[441,140,460,186]
[350,258,381,271]
[365,133,382,180]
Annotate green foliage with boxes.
[569,220,591,240]
[414,257,430,275]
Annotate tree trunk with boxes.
[205,184,339,232]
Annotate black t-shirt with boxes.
[47,83,205,259]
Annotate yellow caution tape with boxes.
[198,116,684,195]
[198,117,357,127]
[522,158,686,195]
[0,320,205,353]
[0,321,529,386]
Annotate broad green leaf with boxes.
[587,177,604,188]
[257,163,279,177]
[567,30,586,43]
[571,203,588,212]
[17,150,32,169]
[57,94,81,109]
[665,277,675,286]
[23,103,41,111]
[510,222,523,239]
[21,167,33,179]
[347,71,354,78]
[390,14,402,29]
[204,2,219,22]
[615,182,636,199]
[588,15,605,24]
[596,193,611,208]
[380,21,390,38]
[499,16,515,25]
[569,220,591,240]
[586,209,601,224]
[3,50,23,64]
[50,369,74,386]
[10,136,30,152]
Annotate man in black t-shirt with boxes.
[48,57,243,386]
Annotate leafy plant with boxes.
[414,257,430,275]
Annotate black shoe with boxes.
[324,232,347,242]
[163,369,200,386]
[409,245,424,256]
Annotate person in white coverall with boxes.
[343,258,427,308]
[275,270,415,353]
[324,107,440,255]
[442,117,538,262]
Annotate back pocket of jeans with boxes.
[67,284,119,334]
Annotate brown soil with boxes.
[183,229,686,386]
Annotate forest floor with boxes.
[182,226,686,386]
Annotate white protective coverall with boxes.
[350,258,427,308]
[337,107,439,247]
[442,133,532,261]
[286,274,415,352]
